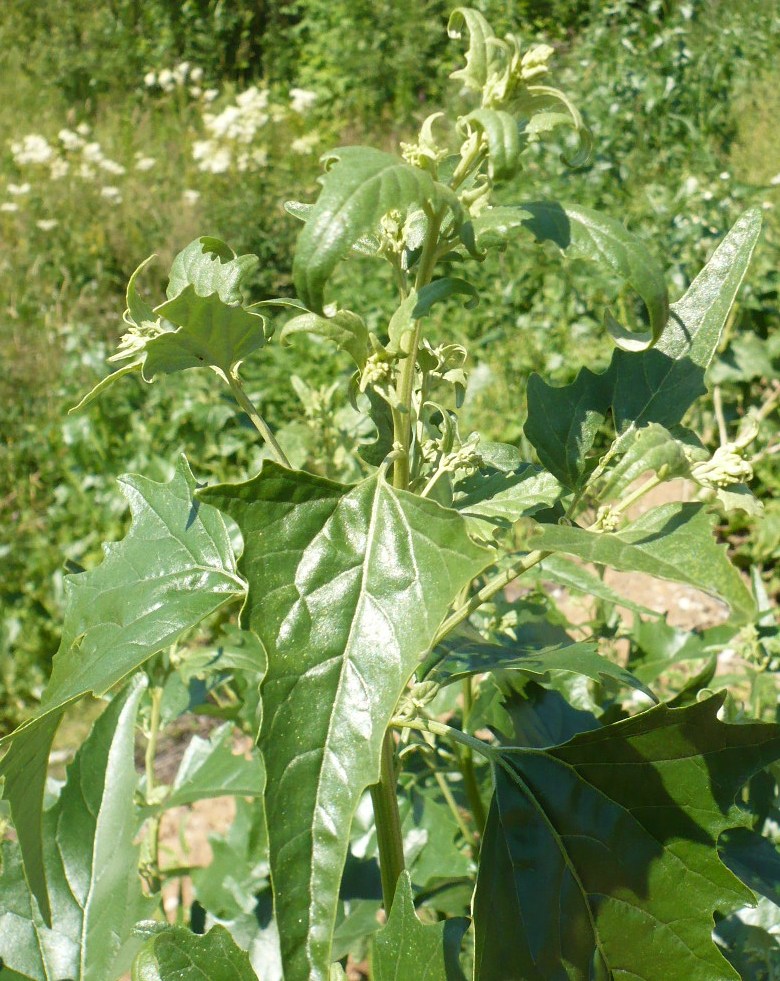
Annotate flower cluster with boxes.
[192,85,319,174]
[143,62,216,102]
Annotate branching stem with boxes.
[223,370,292,468]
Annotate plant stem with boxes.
[370,729,406,911]
[432,768,475,847]
[392,714,495,761]
[392,207,446,490]
[224,370,292,468]
[458,677,486,835]
[432,548,550,649]
[144,686,163,894]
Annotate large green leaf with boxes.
[0,678,150,980]
[523,209,762,484]
[279,309,369,369]
[165,723,264,808]
[460,109,524,179]
[534,502,756,623]
[200,464,492,981]
[0,457,242,923]
[370,871,467,981]
[293,146,462,313]
[520,201,669,352]
[132,924,256,980]
[473,694,780,980]
[535,554,656,616]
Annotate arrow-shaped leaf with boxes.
[200,464,492,981]
[473,694,780,980]
[0,457,242,923]
[132,924,256,980]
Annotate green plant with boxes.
[1,8,778,979]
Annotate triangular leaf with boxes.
[371,871,467,981]
[453,463,562,529]
[200,464,492,981]
[473,695,780,980]
[534,502,756,623]
[293,147,462,313]
[0,457,242,922]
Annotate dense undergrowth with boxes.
[0,2,777,731]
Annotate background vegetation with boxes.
[0,0,777,733]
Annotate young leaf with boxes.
[460,109,525,179]
[453,463,562,527]
[0,677,151,979]
[166,237,259,304]
[447,7,496,93]
[520,201,669,352]
[473,694,780,980]
[0,457,242,923]
[132,924,256,980]
[535,554,657,617]
[144,286,267,377]
[594,422,691,501]
[200,464,492,981]
[534,502,756,623]
[165,723,264,808]
[371,871,467,981]
[470,206,532,251]
[293,147,462,313]
[280,309,369,369]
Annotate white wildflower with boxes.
[192,139,231,173]
[291,133,318,155]
[58,128,84,151]
[10,134,54,165]
[77,162,96,180]
[173,62,191,84]
[36,218,59,231]
[202,88,219,103]
[144,70,157,87]
[158,68,175,92]
[50,158,70,179]
[100,185,123,203]
[76,122,91,136]
[7,182,31,195]
[0,202,19,212]
[189,86,202,99]
[289,87,317,114]
[82,142,104,163]
[182,189,200,204]
[770,173,780,186]
[190,66,204,84]
[719,171,730,181]
[99,158,126,175]
[134,155,156,171]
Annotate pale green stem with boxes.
[432,548,550,649]
[370,730,406,911]
[432,768,476,847]
[392,207,446,490]
[459,677,486,835]
[392,715,495,762]
[609,472,663,518]
[144,686,163,895]
[223,369,292,469]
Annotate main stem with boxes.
[370,730,406,911]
